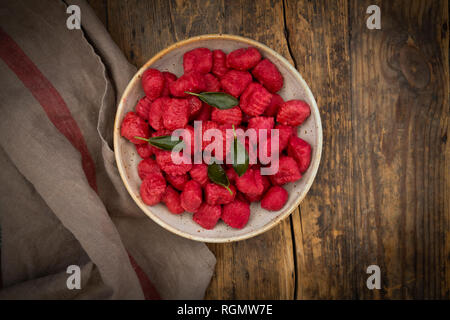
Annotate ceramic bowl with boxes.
[114,34,322,242]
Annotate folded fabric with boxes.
[0,0,215,299]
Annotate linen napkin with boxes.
[0,0,216,300]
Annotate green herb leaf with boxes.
[232,125,249,177]
[185,91,238,110]
[208,162,232,195]
[134,135,184,151]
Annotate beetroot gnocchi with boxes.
[120,46,312,230]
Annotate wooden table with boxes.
[88,0,449,299]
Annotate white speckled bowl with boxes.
[114,34,322,243]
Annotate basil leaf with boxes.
[134,135,184,151]
[233,138,249,177]
[208,162,232,195]
[232,125,249,177]
[185,91,238,110]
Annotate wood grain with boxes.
[284,0,357,299]
[285,0,449,299]
[348,0,449,299]
[88,0,449,299]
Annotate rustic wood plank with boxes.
[104,0,296,300]
[284,0,356,299]
[286,0,449,299]
[348,0,449,299]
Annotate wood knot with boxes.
[398,45,430,89]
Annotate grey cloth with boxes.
[0,0,216,299]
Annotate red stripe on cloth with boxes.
[0,27,97,191]
[128,254,161,300]
[0,27,158,299]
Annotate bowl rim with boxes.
[114,34,323,243]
